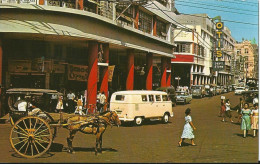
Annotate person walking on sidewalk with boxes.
[225,99,233,123]
[178,108,196,147]
[241,103,252,138]
[251,103,258,137]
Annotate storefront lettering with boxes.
[215,22,224,58]
[68,64,88,82]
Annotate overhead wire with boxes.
[174,1,258,16]
[174,0,258,13]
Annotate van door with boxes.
[147,94,156,118]
[154,94,163,117]
[139,95,150,117]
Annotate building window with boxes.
[174,43,191,53]
[245,48,249,54]
[156,19,167,39]
[116,4,134,27]
[138,10,152,33]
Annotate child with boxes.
[225,99,233,123]
[178,108,196,147]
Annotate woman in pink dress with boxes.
[251,103,258,137]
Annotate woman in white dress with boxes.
[251,103,258,137]
[178,108,196,147]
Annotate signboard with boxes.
[47,0,61,6]
[68,64,88,82]
[20,0,36,4]
[8,60,31,72]
[108,65,115,82]
[215,22,224,58]
[212,61,225,71]
[175,77,181,80]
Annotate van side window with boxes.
[162,95,168,101]
[155,95,161,101]
[142,95,147,102]
[115,95,125,101]
[148,95,154,102]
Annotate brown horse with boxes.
[65,111,121,155]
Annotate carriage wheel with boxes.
[10,116,53,158]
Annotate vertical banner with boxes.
[108,65,115,82]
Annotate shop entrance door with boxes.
[10,75,45,88]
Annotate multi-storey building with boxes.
[0,0,178,114]
[234,40,257,82]
[171,14,217,87]
[217,26,235,85]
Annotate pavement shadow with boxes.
[234,133,254,138]
[70,147,118,153]
[177,142,195,147]
[120,121,172,127]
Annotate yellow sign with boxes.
[68,64,88,82]
[108,65,115,82]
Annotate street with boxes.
[0,92,258,163]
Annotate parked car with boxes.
[191,85,206,98]
[110,90,174,126]
[176,91,192,104]
[228,85,233,92]
[235,87,245,95]
[210,84,217,96]
[245,86,249,91]
[156,87,176,106]
[232,84,237,91]
[216,86,222,95]
[223,85,228,93]
[220,85,225,94]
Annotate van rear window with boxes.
[115,95,125,101]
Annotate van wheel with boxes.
[134,117,143,126]
[162,114,169,123]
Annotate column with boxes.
[0,39,2,94]
[126,50,134,90]
[202,76,204,85]
[78,0,84,10]
[153,16,157,36]
[45,73,50,89]
[134,6,139,29]
[146,53,153,90]
[194,75,197,85]
[100,44,109,111]
[161,57,167,87]
[87,41,98,113]
[166,58,171,87]
[198,76,201,85]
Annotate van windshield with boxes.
[115,95,125,101]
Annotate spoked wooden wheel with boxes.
[10,116,53,158]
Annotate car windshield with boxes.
[176,92,185,95]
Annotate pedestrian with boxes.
[251,103,258,137]
[96,91,102,113]
[74,96,84,115]
[99,92,107,113]
[225,99,233,123]
[67,90,75,113]
[241,103,252,138]
[237,98,244,123]
[220,99,226,122]
[178,108,196,147]
[253,94,258,105]
[56,96,64,113]
[50,94,58,112]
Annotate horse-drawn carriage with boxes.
[7,88,121,158]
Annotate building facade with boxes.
[0,0,178,114]
[171,14,217,87]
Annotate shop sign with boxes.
[215,22,224,58]
[62,0,75,9]
[8,60,31,72]
[108,65,115,82]
[20,0,36,4]
[212,61,225,71]
[68,64,88,82]
[47,0,61,6]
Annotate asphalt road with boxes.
[0,92,258,163]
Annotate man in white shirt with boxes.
[253,94,258,105]
[67,90,75,113]
[99,92,107,113]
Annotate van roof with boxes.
[112,90,167,95]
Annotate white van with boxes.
[110,90,174,126]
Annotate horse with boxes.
[65,111,121,155]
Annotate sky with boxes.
[175,0,259,44]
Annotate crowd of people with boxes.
[219,95,259,138]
